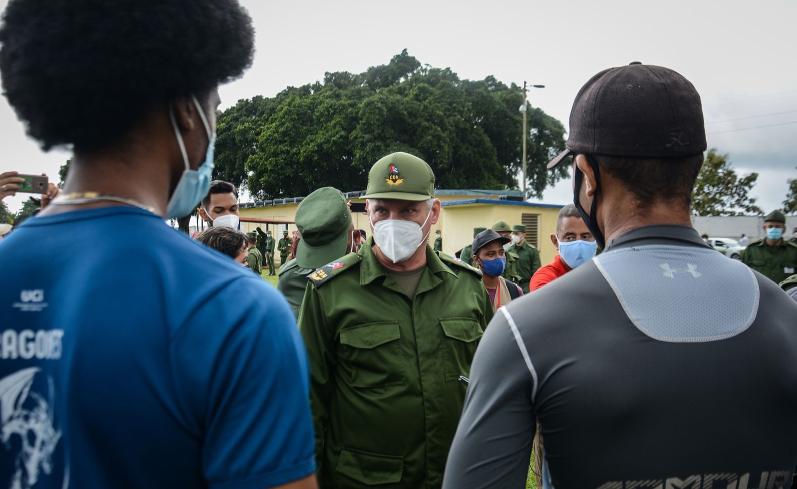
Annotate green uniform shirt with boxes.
[278,237,291,259]
[277,258,314,318]
[299,242,493,489]
[246,247,263,276]
[501,249,522,284]
[741,238,797,284]
[508,241,541,293]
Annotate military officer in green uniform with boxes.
[508,224,541,293]
[433,229,442,252]
[245,232,263,276]
[278,187,353,317]
[278,229,291,267]
[491,220,522,283]
[299,152,493,489]
[458,227,485,266]
[255,228,276,275]
[741,210,797,284]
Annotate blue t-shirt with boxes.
[0,206,315,489]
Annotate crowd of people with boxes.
[1,1,797,489]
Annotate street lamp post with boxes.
[519,82,545,196]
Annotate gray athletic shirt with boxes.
[443,225,797,489]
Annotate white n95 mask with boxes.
[371,210,432,263]
[213,214,240,229]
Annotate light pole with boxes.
[519,82,545,195]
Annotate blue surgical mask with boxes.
[766,227,784,241]
[480,257,506,277]
[166,96,215,219]
[558,239,598,269]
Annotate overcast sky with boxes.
[2,0,795,213]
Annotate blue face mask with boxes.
[558,239,598,269]
[480,257,506,277]
[766,227,784,241]
[166,96,215,219]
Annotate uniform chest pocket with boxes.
[339,322,404,389]
[439,318,483,381]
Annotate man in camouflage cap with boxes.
[741,210,797,284]
[299,151,492,489]
[508,223,541,293]
[491,220,522,284]
[278,187,354,317]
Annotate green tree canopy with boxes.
[783,167,797,214]
[0,201,12,224]
[14,196,41,224]
[692,149,763,216]
[214,50,567,200]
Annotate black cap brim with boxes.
[546,148,573,169]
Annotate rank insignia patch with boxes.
[386,163,404,186]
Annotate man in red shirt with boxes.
[530,204,596,291]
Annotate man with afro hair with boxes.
[0,1,317,488]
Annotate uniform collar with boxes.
[359,238,456,286]
[606,225,710,251]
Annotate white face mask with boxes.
[502,241,512,251]
[213,214,239,229]
[511,234,522,245]
[370,207,432,263]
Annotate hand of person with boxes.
[0,171,25,201]
[40,181,60,208]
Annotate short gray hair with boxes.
[556,204,581,233]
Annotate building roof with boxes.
[240,188,530,209]
[441,198,564,209]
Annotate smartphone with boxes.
[18,174,48,194]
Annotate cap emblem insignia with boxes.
[386,164,404,186]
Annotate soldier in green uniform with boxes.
[458,227,485,266]
[433,229,443,252]
[299,152,493,489]
[245,232,263,276]
[278,187,353,317]
[508,224,541,293]
[255,228,276,275]
[491,221,522,283]
[741,210,797,284]
[278,230,291,267]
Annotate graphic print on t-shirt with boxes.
[0,368,64,489]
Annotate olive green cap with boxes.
[295,187,352,269]
[491,221,512,233]
[364,152,435,201]
[473,227,487,238]
[764,210,786,223]
[512,224,526,233]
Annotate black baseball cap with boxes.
[472,229,510,256]
[547,62,707,169]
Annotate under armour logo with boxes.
[659,263,702,279]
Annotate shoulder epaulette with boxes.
[438,252,482,277]
[747,238,765,247]
[308,252,362,287]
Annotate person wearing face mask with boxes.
[433,229,443,252]
[472,229,523,311]
[278,187,354,318]
[199,180,240,229]
[299,152,492,489]
[741,210,797,284]
[507,224,541,293]
[491,221,522,284]
[0,1,318,488]
[530,204,596,291]
[444,63,797,489]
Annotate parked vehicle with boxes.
[708,237,746,260]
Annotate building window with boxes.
[521,213,540,248]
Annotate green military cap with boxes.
[364,152,435,201]
[512,224,526,233]
[295,187,353,269]
[491,221,512,233]
[764,210,786,223]
[473,227,487,238]
[246,231,258,239]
